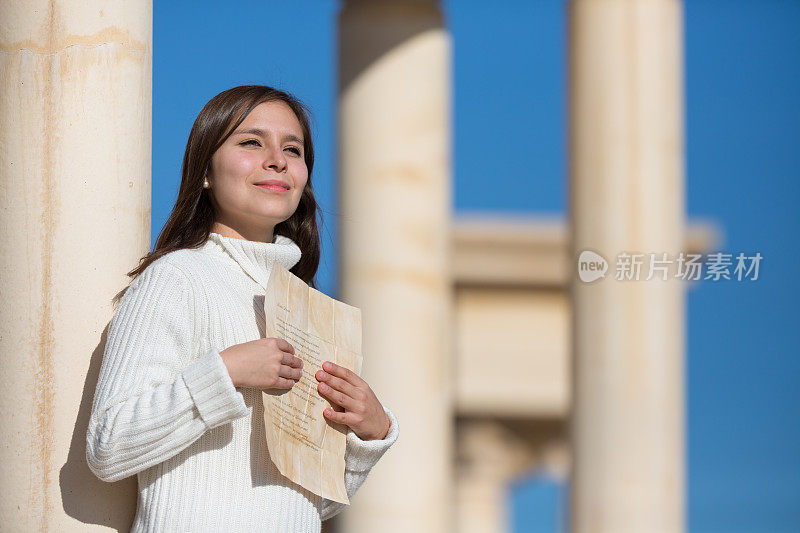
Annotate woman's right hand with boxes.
[220,338,303,391]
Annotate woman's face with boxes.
[207,100,308,240]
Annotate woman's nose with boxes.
[263,146,287,172]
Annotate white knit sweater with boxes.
[86,232,399,532]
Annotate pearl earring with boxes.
[203,178,210,189]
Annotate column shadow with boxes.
[58,322,136,531]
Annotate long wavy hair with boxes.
[115,85,321,306]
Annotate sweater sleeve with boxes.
[320,404,399,521]
[86,260,249,482]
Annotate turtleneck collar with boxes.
[201,232,302,289]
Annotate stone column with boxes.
[0,1,152,530]
[338,1,452,531]
[568,0,685,531]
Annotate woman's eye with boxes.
[240,139,261,147]
[285,146,302,156]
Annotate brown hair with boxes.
[114,85,321,306]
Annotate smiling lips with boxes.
[253,179,290,192]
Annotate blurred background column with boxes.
[568,0,686,531]
[0,1,151,530]
[338,0,453,531]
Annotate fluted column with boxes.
[338,1,452,531]
[568,0,685,531]
[0,1,152,530]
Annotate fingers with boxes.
[272,376,296,390]
[321,361,362,387]
[274,337,295,355]
[316,362,366,411]
[275,339,302,369]
[315,369,361,403]
[280,350,303,369]
[278,362,303,382]
[323,407,351,426]
[317,380,357,410]
[274,339,301,388]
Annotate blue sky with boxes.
[153,1,800,530]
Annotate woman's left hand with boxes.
[315,361,391,441]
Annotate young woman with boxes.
[87,85,399,532]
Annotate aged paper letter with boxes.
[262,262,362,504]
